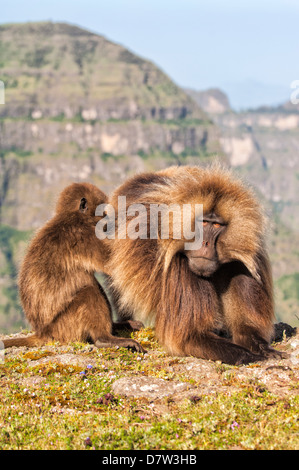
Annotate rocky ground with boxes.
[0,323,298,449]
[1,323,298,403]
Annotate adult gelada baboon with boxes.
[106,165,287,365]
[2,183,144,352]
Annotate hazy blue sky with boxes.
[1,0,299,109]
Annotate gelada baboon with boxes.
[2,182,144,352]
[107,165,286,365]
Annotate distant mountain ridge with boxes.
[0,21,206,122]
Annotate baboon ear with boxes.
[79,197,88,213]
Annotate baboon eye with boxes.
[202,221,208,226]
[213,223,221,228]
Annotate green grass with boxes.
[0,330,298,450]
[1,386,297,450]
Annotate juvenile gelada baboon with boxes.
[2,182,144,352]
[107,165,287,365]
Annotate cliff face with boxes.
[0,22,222,232]
[185,88,299,234]
[184,88,231,115]
[215,110,299,233]
[0,118,221,231]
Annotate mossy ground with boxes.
[0,328,298,450]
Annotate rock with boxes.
[19,375,46,387]
[112,376,193,400]
[220,135,255,166]
[25,352,97,369]
[184,88,231,114]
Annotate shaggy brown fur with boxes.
[107,165,287,365]
[2,182,144,352]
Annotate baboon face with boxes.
[184,212,226,277]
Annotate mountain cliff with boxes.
[0,22,222,230]
[0,21,203,121]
